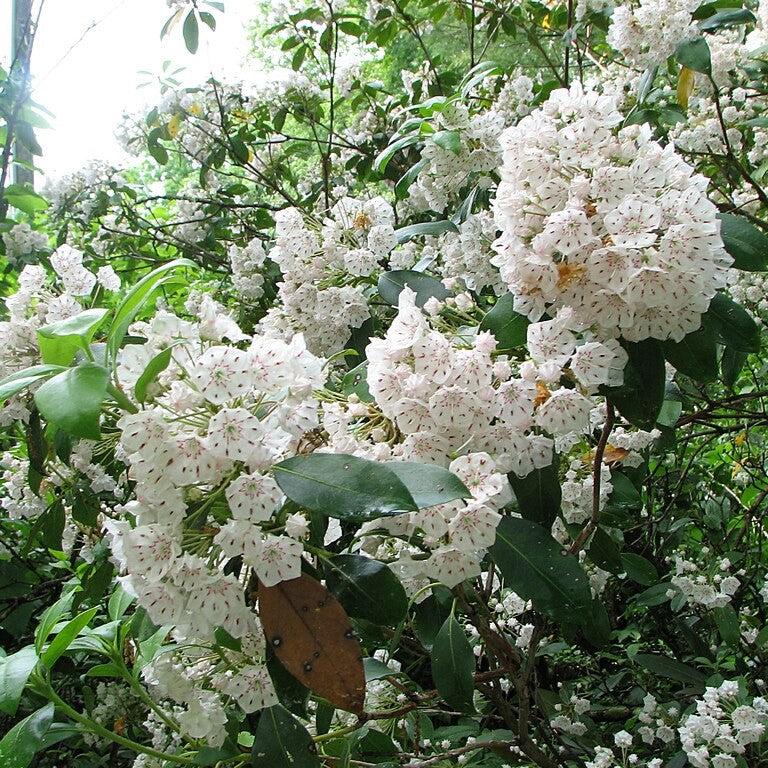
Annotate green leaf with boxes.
[108,585,135,621]
[42,607,98,668]
[342,361,371,402]
[135,625,169,673]
[588,528,623,573]
[34,363,109,440]
[134,346,173,403]
[713,605,740,647]
[620,553,658,586]
[489,517,592,626]
[413,592,452,651]
[3,184,48,214]
[37,308,109,366]
[608,472,642,511]
[199,11,216,31]
[183,10,199,53]
[718,213,768,271]
[634,653,706,686]
[0,703,54,768]
[0,647,38,716]
[373,134,421,172]
[273,454,418,521]
[508,458,561,528]
[662,319,718,383]
[605,340,666,430]
[0,365,65,401]
[394,220,459,244]
[479,293,530,351]
[722,346,748,387]
[432,130,462,154]
[699,8,755,31]
[324,554,408,625]
[108,259,194,362]
[377,270,451,308]
[707,293,761,353]
[363,657,396,681]
[35,592,76,654]
[385,462,470,508]
[675,37,712,75]
[251,705,320,768]
[431,616,475,712]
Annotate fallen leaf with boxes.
[259,573,366,714]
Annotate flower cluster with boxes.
[678,681,767,767]
[2,222,48,264]
[258,198,398,355]
[607,0,699,69]
[492,84,732,342]
[669,551,742,611]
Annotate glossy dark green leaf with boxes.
[620,553,658,586]
[373,133,421,172]
[675,37,712,75]
[363,657,395,681]
[0,703,54,768]
[718,213,768,271]
[699,8,755,31]
[479,293,530,350]
[324,554,408,625]
[713,605,740,647]
[274,453,418,520]
[377,270,451,308]
[413,591,453,651]
[341,361,372,402]
[508,457,561,528]
[199,11,216,30]
[634,653,706,686]
[707,293,761,353]
[251,705,320,768]
[385,462,470,508]
[0,647,38,716]
[34,363,109,440]
[588,527,623,573]
[722,346,748,387]
[608,472,642,512]
[266,652,310,719]
[431,616,475,712]
[489,517,592,625]
[42,607,98,667]
[605,340,666,430]
[662,319,718,383]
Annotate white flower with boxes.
[97,265,121,291]
[205,407,267,462]
[225,471,283,522]
[253,534,303,587]
[614,730,633,748]
[191,346,254,404]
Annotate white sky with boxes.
[3,0,254,179]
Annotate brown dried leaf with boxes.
[259,573,366,715]
[602,445,630,465]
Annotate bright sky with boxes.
[4,0,254,179]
